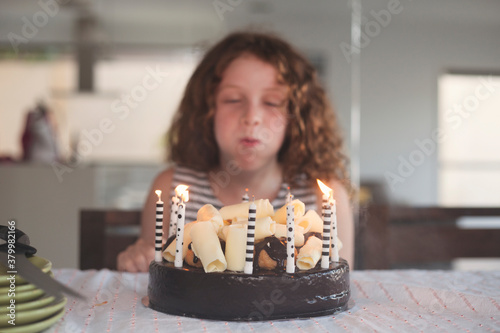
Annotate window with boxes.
[0,51,199,163]
[438,73,500,206]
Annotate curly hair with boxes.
[167,31,349,187]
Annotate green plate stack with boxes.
[0,256,66,333]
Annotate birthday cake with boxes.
[147,198,350,321]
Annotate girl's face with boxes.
[214,54,288,172]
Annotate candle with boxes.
[330,197,339,262]
[154,190,164,263]
[169,185,189,238]
[174,187,189,268]
[244,197,257,274]
[286,190,295,273]
[317,179,332,269]
[242,188,249,202]
[169,196,179,238]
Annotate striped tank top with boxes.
[170,166,318,222]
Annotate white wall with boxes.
[0,164,161,268]
[0,165,95,268]
[359,1,500,204]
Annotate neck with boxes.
[209,161,283,206]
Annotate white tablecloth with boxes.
[45,269,500,332]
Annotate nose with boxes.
[242,102,262,126]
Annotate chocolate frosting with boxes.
[254,236,287,272]
[148,259,350,321]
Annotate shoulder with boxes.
[152,167,175,187]
[148,167,176,197]
[328,179,351,204]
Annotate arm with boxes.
[117,167,175,272]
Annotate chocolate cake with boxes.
[147,259,350,321]
[146,198,350,320]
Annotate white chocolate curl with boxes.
[197,203,219,221]
[297,210,323,233]
[274,224,305,247]
[163,221,197,262]
[273,199,305,224]
[196,204,224,233]
[216,220,230,240]
[224,224,247,271]
[219,225,229,241]
[296,236,322,270]
[190,221,227,273]
[233,216,276,242]
[219,199,274,221]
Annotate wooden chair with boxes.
[357,205,500,269]
[80,209,141,270]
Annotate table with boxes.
[45,269,500,332]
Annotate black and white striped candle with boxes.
[169,195,179,238]
[286,193,295,273]
[244,199,257,274]
[154,190,164,263]
[321,193,332,269]
[330,198,339,262]
[174,201,186,268]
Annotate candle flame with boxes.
[316,179,332,195]
[181,190,189,203]
[317,179,334,203]
[174,184,189,197]
[155,190,162,201]
[174,184,189,203]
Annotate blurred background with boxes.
[0,0,499,269]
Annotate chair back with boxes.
[80,209,141,270]
[358,206,500,269]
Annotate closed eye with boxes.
[265,101,285,108]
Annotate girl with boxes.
[117,31,354,272]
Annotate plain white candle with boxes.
[330,197,339,262]
[169,195,179,238]
[174,201,186,268]
[286,192,295,273]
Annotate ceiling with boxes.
[0,0,498,53]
